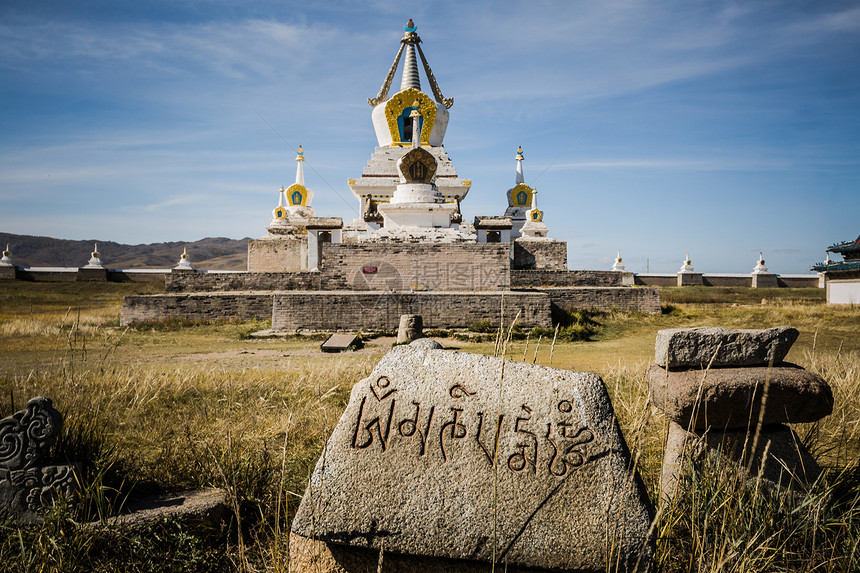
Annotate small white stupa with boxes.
[84,243,104,269]
[519,189,550,240]
[0,244,13,267]
[752,252,769,274]
[503,146,536,239]
[174,247,194,271]
[679,252,695,273]
[267,146,316,233]
[612,249,626,272]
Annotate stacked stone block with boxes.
[650,327,833,502]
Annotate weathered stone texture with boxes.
[396,314,423,343]
[121,293,274,326]
[271,291,551,331]
[291,346,654,572]
[166,271,331,293]
[323,243,511,291]
[648,364,833,430]
[512,240,567,270]
[541,287,661,315]
[511,270,624,287]
[654,326,799,368]
[248,237,305,272]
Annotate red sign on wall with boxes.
[362,266,378,274]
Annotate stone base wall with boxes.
[166,272,331,293]
[778,276,820,288]
[321,243,510,291]
[76,268,108,282]
[271,291,550,331]
[537,287,661,315]
[121,293,274,326]
[634,275,677,287]
[512,269,625,287]
[702,275,750,287]
[247,238,305,272]
[0,267,16,280]
[512,240,567,270]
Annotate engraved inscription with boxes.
[449,384,477,399]
[350,376,600,478]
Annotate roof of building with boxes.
[827,235,860,257]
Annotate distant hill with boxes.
[0,233,249,270]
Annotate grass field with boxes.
[0,280,858,571]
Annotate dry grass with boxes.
[0,282,858,571]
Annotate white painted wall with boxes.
[828,281,860,304]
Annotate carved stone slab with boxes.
[291,346,654,572]
[654,326,799,368]
[0,397,79,522]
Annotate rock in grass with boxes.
[649,364,833,430]
[290,345,654,572]
[654,326,799,368]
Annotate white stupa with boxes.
[348,19,470,236]
[84,243,104,269]
[678,252,695,273]
[612,249,626,272]
[752,252,769,274]
[503,146,536,239]
[519,189,550,240]
[174,247,194,270]
[267,146,316,233]
[0,244,13,267]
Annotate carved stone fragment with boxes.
[291,346,654,572]
[654,326,799,368]
[0,397,79,522]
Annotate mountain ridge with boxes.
[0,232,248,270]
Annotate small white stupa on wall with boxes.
[518,189,551,240]
[267,146,316,234]
[84,243,104,269]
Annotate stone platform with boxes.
[121,287,660,328]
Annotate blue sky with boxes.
[1,0,858,273]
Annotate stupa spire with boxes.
[295,145,305,186]
[400,20,421,91]
[367,20,453,109]
[515,146,525,184]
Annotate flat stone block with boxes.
[322,334,362,353]
[660,421,821,504]
[0,266,16,280]
[291,346,654,572]
[98,488,229,528]
[649,363,832,430]
[654,326,799,368]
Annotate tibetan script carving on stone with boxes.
[0,397,79,522]
[291,345,654,572]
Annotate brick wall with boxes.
[271,291,551,331]
[536,287,661,314]
[247,238,305,272]
[121,293,274,326]
[702,275,751,287]
[512,240,567,270]
[321,243,510,291]
[512,270,625,287]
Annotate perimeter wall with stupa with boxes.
[0,21,823,326]
[119,21,668,329]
